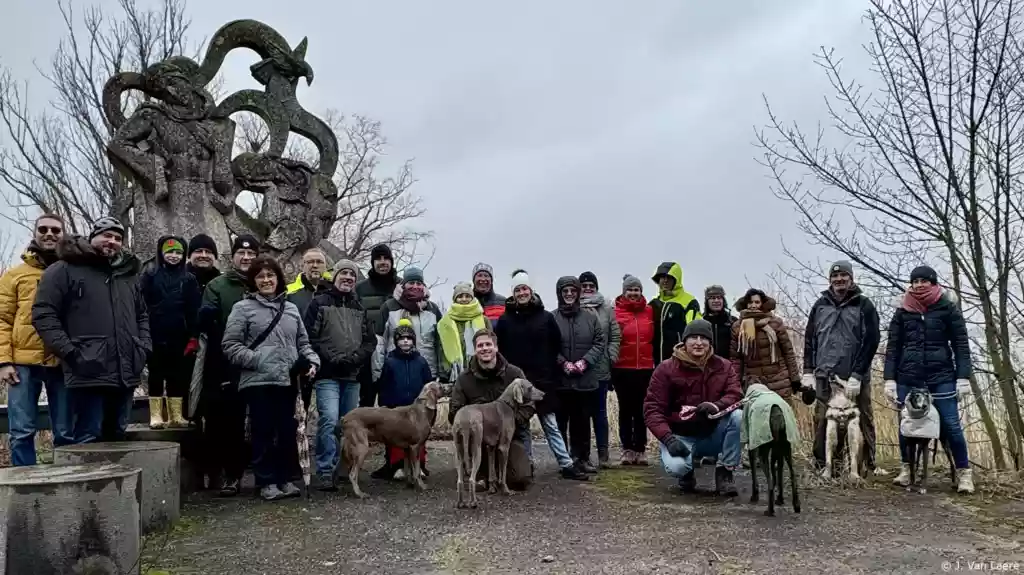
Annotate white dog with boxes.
[822,375,863,482]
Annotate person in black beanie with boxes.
[187,233,221,292]
[354,243,399,407]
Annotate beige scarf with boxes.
[737,312,778,364]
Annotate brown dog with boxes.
[335,381,444,498]
[452,378,544,509]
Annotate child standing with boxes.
[374,318,435,480]
[140,235,201,429]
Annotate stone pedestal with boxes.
[0,463,142,575]
[54,441,179,534]
[125,424,203,493]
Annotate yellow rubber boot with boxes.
[149,397,167,429]
[166,397,189,428]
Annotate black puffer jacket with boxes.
[304,285,376,381]
[32,236,151,389]
[355,270,399,336]
[883,290,972,387]
[140,235,201,347]
[552,276,607,392]
[494,293,562,413]
[703,310,735,359]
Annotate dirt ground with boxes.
[139,440,1024,575]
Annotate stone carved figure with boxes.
[103,19,339,269]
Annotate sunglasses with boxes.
[37,226,63,235]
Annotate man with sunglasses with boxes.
[0,215,74,464]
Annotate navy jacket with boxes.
[378,348,433,408]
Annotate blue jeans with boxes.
[71,387,133,443]
[538,412,574,469]
[315,379,361,475]
[658,409,743,477]
[6,365,72,466]
[897,381,969,469]
[592,380,610,456]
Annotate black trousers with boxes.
[148,343,189,397]
[243,385,299,488]
[556,389,599,461]
[358,358,378,407]
[612,368,652,453]
[202,386,249,483]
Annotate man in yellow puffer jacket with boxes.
[0,214,73,465]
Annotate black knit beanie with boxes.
[231,234,260,255]
[910,265,938,285]
[578,271,598,290]
[188,233,218,258]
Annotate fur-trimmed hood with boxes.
[57,235,140,275]
[734,294,777,314]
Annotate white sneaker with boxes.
[393,469,405,480]
[279,482,301,498]
[893,463,911,487]
[873,467,889,476]
[956,468,975,494]
[260,485,285,501]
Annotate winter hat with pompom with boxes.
[510,269,532,293]
[621,274,643,294]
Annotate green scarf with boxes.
[438,301,487,369]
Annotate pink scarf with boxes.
[902,284,942,314]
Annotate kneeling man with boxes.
[644,319,743,495]
[448,329,534,490]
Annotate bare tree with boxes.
[0,0,198,236]
[758,0,1024,469]
[233,110,435,276]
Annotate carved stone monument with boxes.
[103,20,339,273]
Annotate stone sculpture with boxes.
[103,20,339,270]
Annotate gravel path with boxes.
[143,441,1023,575]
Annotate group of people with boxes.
[0,214,976,499]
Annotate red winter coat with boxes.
[644,354,742,441]
[613,295,655,370]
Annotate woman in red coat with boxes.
[612,274,656,465]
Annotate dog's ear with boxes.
[422,382,440,409]
[513,381,524,405]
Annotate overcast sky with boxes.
[0,0,873,308]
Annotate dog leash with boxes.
[678,401,741,421]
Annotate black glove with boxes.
[801,387,817,406]
[790,379,802,392]
[665,436,691,459]
[695,402,720,417]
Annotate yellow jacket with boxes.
[0,248,59,367]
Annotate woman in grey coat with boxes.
[223,256,320,501]
[552,276,607,475]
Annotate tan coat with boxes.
[729,296,800,397]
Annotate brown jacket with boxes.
[448,353,530,427]
[729,296,800,397]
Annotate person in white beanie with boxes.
[494,269,588,481]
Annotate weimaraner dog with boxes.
[335,381,444,498]
[451,378,544,509]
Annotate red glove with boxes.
[184,338,199,356]
[574,359,587,372]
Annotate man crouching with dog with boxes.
[449,329,535,491]
[644,319,744,495]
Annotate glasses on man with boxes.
[37,226,62,235]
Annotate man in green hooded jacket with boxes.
[650,262,702,364]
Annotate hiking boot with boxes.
[577,459,599,474]
[893,463,912,487]
[560,465,590,481]
[315,473,338,492]
[956,468,975,494]
[475,479,489,492]
[678,470,697,493]
[218,479,240,497]
[634,451,649,466]
[598,450,612,469]
[260,485,285,501]
[279,482,302,498]
[715,467,738,497]
[371,462,398,480]
[619,449,635,466]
